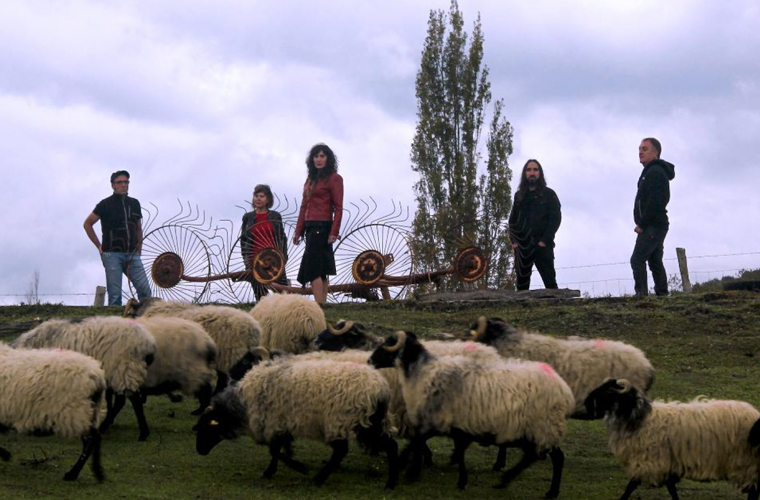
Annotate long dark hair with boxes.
[515,159,547,203]
[305,143,339,183]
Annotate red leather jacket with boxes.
[295,172,344,239]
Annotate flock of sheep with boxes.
[2,294,760,500]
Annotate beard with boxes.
[527,177,538,187]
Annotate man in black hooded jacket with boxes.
[631,137,676,297]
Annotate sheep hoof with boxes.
[0,449,11,462]
[138,432,149,442]
[545,490,559,499]
[63,471,79,481]
[492,482,507,490]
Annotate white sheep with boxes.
[12,316,157,436]
[469,316,654,417]
[125,298,261,393]
[250,293,326,354]
[194,357,399,489]
[0,343,106,481]
[125,317,217,440]
[369,331,574,497]
[585,378,760,500]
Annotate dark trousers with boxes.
[515,244,558,291]
[630,225,669,297]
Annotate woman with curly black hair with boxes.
[293,143,344,303]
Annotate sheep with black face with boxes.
[585,378,760,500]
[468,316,654,418]
[194,356,399,489]
[369,331,574,497]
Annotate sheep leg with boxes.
[494,446,538,489]
[213,371,229,395]
[545,447,564,499]
[99,390,125,433]
[263,441,282,479]
[405,434,429,482]
[747,484,760,500]
[64,402,104,482]
[191,382,213,416]
[618,478,641,500]
[128,392,150,441]
[492,444,508,471]
[0,446,11,461]
[450,429,474,490]
[664,476,680,500]
[380,433,399,490]
[313,440,349,486]
[400,440,433,468]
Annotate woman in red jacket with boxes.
[293,143,344,303]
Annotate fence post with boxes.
[676,247,692,293]
[93,286,106,307]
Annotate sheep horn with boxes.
[472,316,487,339]
[326,320,355,336]
[251,346,271,361]
[614,379,632,394]
[123,298,139,318]
[383,331,406,352]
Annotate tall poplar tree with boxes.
[410,0,513,290]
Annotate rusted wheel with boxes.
[252,248,285,284]
[352,250,385,286]
[455,246,488,283]
[130,225,212,303]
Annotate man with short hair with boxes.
[508,159,562,290]
[631,138,676,297]
[84,170,152,306]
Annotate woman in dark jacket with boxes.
[293,143,344,304]
[241,184,289,301]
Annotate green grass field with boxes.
[1,291,760,499]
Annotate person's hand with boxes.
[293,235,302,245]
[634,226,643,234]
[538,241,546,248]
[328,235,338,245]
[511,243,518,250]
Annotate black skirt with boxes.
[297,221,336,285]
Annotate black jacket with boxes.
[93,194,142,253]
[634,159,675,228]
[241,210,289,266]
[508,187,562,247]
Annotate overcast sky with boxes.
[1,0,759,305]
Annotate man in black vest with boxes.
[84,170,152,306]
[508,159,562,290]
[631,138,676,297]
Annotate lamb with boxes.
[125,298,261,393]
[0,343,106,481]
[369,331,575,496]
[12,316,157,435]
[250,293,326,354]
[122,317,217,440]
[468,316,654,418]
[584,378,760,500]
[194,357,399,489]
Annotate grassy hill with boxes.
[1,291,760,499]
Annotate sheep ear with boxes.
[209,420,219,426]
[202,405,215,415]
[614,379,632,394]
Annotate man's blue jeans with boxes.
[101,252,152,306]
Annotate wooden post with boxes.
[93,286,106,307]
[676,247,692,293]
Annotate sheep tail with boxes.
[748,417,760,448]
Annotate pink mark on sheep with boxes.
[539,363,557,377]
[463,343,479,351]
[594,339,607,349]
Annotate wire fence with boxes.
[2,250,758,305]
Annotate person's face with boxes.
[313,151,328,169]
[112,175,130,195]
[639,140,659,166]
[253,191,270,210]
[524,162,541,186]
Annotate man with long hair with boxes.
[508,159,562,290]
[631,137,675,297]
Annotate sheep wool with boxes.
[472,317,654,416]
[0,344,106,438]
[13,316,156,394]
[239,358,391,443]
[137,317,217,396]
[250,294,326,354]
